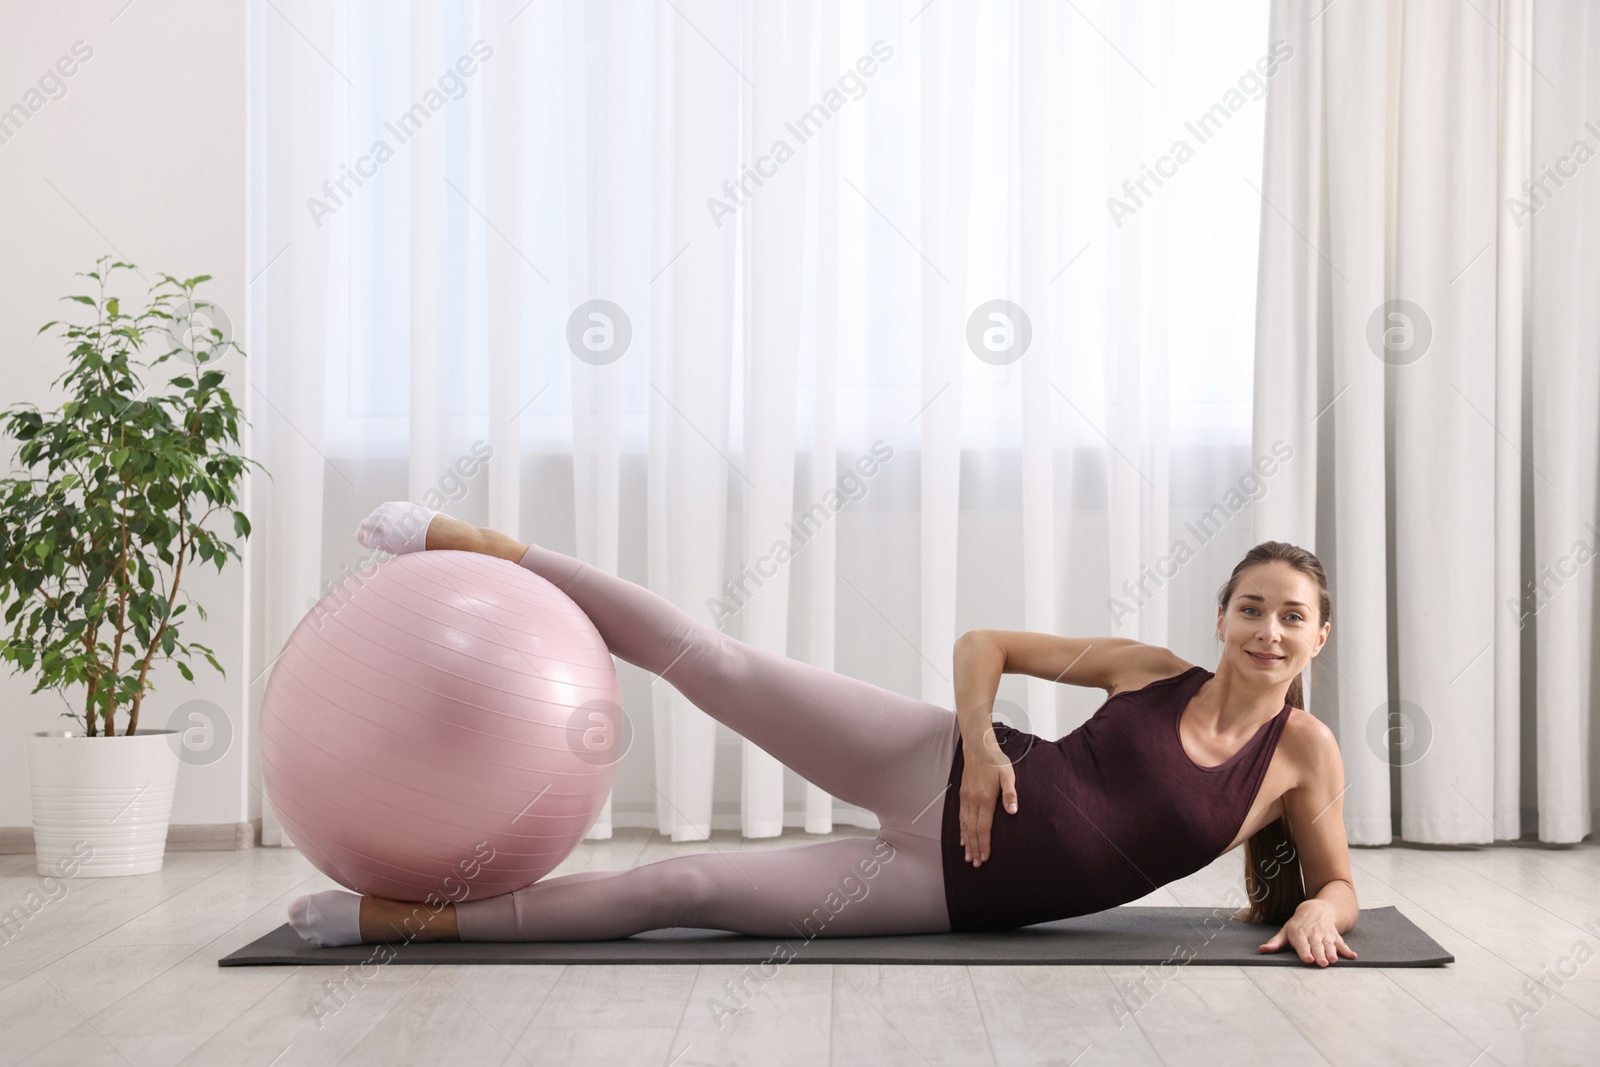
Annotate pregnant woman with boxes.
[288,503,1358,967]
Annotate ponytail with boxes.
[1217,543,1328,925]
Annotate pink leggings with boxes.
[451,543,959,941]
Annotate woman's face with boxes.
[1216,561,1328,693]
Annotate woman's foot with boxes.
[356,502,480,555]
[287,888,461,946]
[287,888,364,947]
[356,501,528,564]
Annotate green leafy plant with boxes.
[0,257,261,736]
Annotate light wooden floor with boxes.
[1,828,1597,1066]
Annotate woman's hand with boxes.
[958,727,1018,868]
[1258,899,1358,966]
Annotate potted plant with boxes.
[0,257,258,877]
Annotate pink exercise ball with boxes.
[260,550,622,902]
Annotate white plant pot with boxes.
[25,730,181,877]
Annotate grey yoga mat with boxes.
[220,905,1451,968]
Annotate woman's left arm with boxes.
[1259,715,1360,966]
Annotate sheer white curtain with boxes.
[1255,0,1599,845]
[250,0,1273,845]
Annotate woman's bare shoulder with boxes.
[1282,705,1336,745]
[1279,706,1342,783]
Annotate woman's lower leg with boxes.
[359,895,460,943]
[469,525,529,564]
[452,831,949,942]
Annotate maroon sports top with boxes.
[938,664,1292,932]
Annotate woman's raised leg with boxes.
[500,536,958,841]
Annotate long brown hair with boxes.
[1215,541,1330,925]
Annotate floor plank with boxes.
[1242,966,1496,1066]
[832,964,993,1066]
[970,965,1164,1064]
[670,963,833,1066]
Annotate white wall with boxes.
[0,0,250,830]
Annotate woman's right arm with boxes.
[950,631,1188,868]
[951,633,1016,868]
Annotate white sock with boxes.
[356,501,438,556]
[287,889,364,947]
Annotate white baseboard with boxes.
[0,819,260,855]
